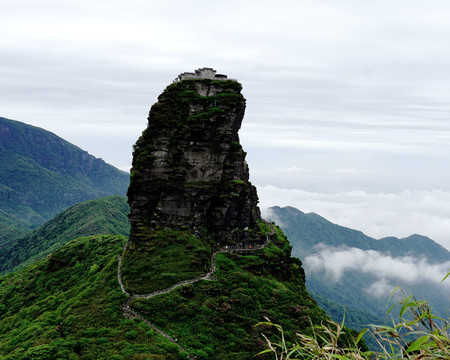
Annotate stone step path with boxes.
[117,253,129,296]
[117,223,276,358]
[123,306,190,354]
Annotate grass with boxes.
[0,235,186,359]
[121,229,212,293]
[129,248,328,359]
[257,273,450,359]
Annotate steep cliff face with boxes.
[127,78,262,245]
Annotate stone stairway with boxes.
[116,223,276,357]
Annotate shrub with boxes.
[125,330,139,340]
[257,272,450,359]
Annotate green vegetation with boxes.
[1,86,382,359]
[0,221,332,359]
[0,210,31,246]
[258,282,450,359]
[131,244,327,359]
[0,116,129,228]
[0,235,186,359]
[270,206,373,258]
[270,206,450,265]
[210,79,243,92]
[121,229,212,293]
[0,196,130,275]
[155,79,244,128]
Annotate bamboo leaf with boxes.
[399,294,414,318]
[404,335,429,354]
[355,328,368,345]
[385,286,400,313]
[254,349,274,356]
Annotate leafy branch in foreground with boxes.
[257,272,450,359]
[256,317,369,360]
[370,286,450,359]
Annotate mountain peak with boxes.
[127,73,263,245]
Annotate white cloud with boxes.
[303,246,450,292]
[334,168,370,175]
[365,279,396,299]
[274,166,313,174]
[260,207,285,228]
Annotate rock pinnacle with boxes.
[127,69,264,245]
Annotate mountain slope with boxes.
[0,230,338,360]
[0,116,129,227]
[270,206,372,259]
[0,210,31,246]
[0,196,130,275]
[0,235,184,360]
[121,224,336,359]
[374,234,450,263]
[271,206,450,263]
[269,206,450,337]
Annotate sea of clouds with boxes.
[302,245,450,298]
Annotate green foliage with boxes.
[121,229,212,293]
[0,220,332,359]
[269,206,373,259]
[155,79,244,128]
[0,235,186,359]
[256,319,370,360]
[0,196,130,275]
[0,116,129,228]
[130,244,327,359]
[258,281,450,359]
[258,220,272,236]
[270,205,450,264]
[210,79,243,92]
[231,179,245,184]
[369,285,450,359]
[0,210,31,246]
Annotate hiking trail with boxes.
[117,223,276,358]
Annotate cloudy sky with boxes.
[3,0,450,250]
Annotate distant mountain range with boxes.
[0,116,129,228]
[269,206,450,341]
[0,196,130,275]
[270,206,450,263]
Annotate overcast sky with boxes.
[3,0,450,250]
